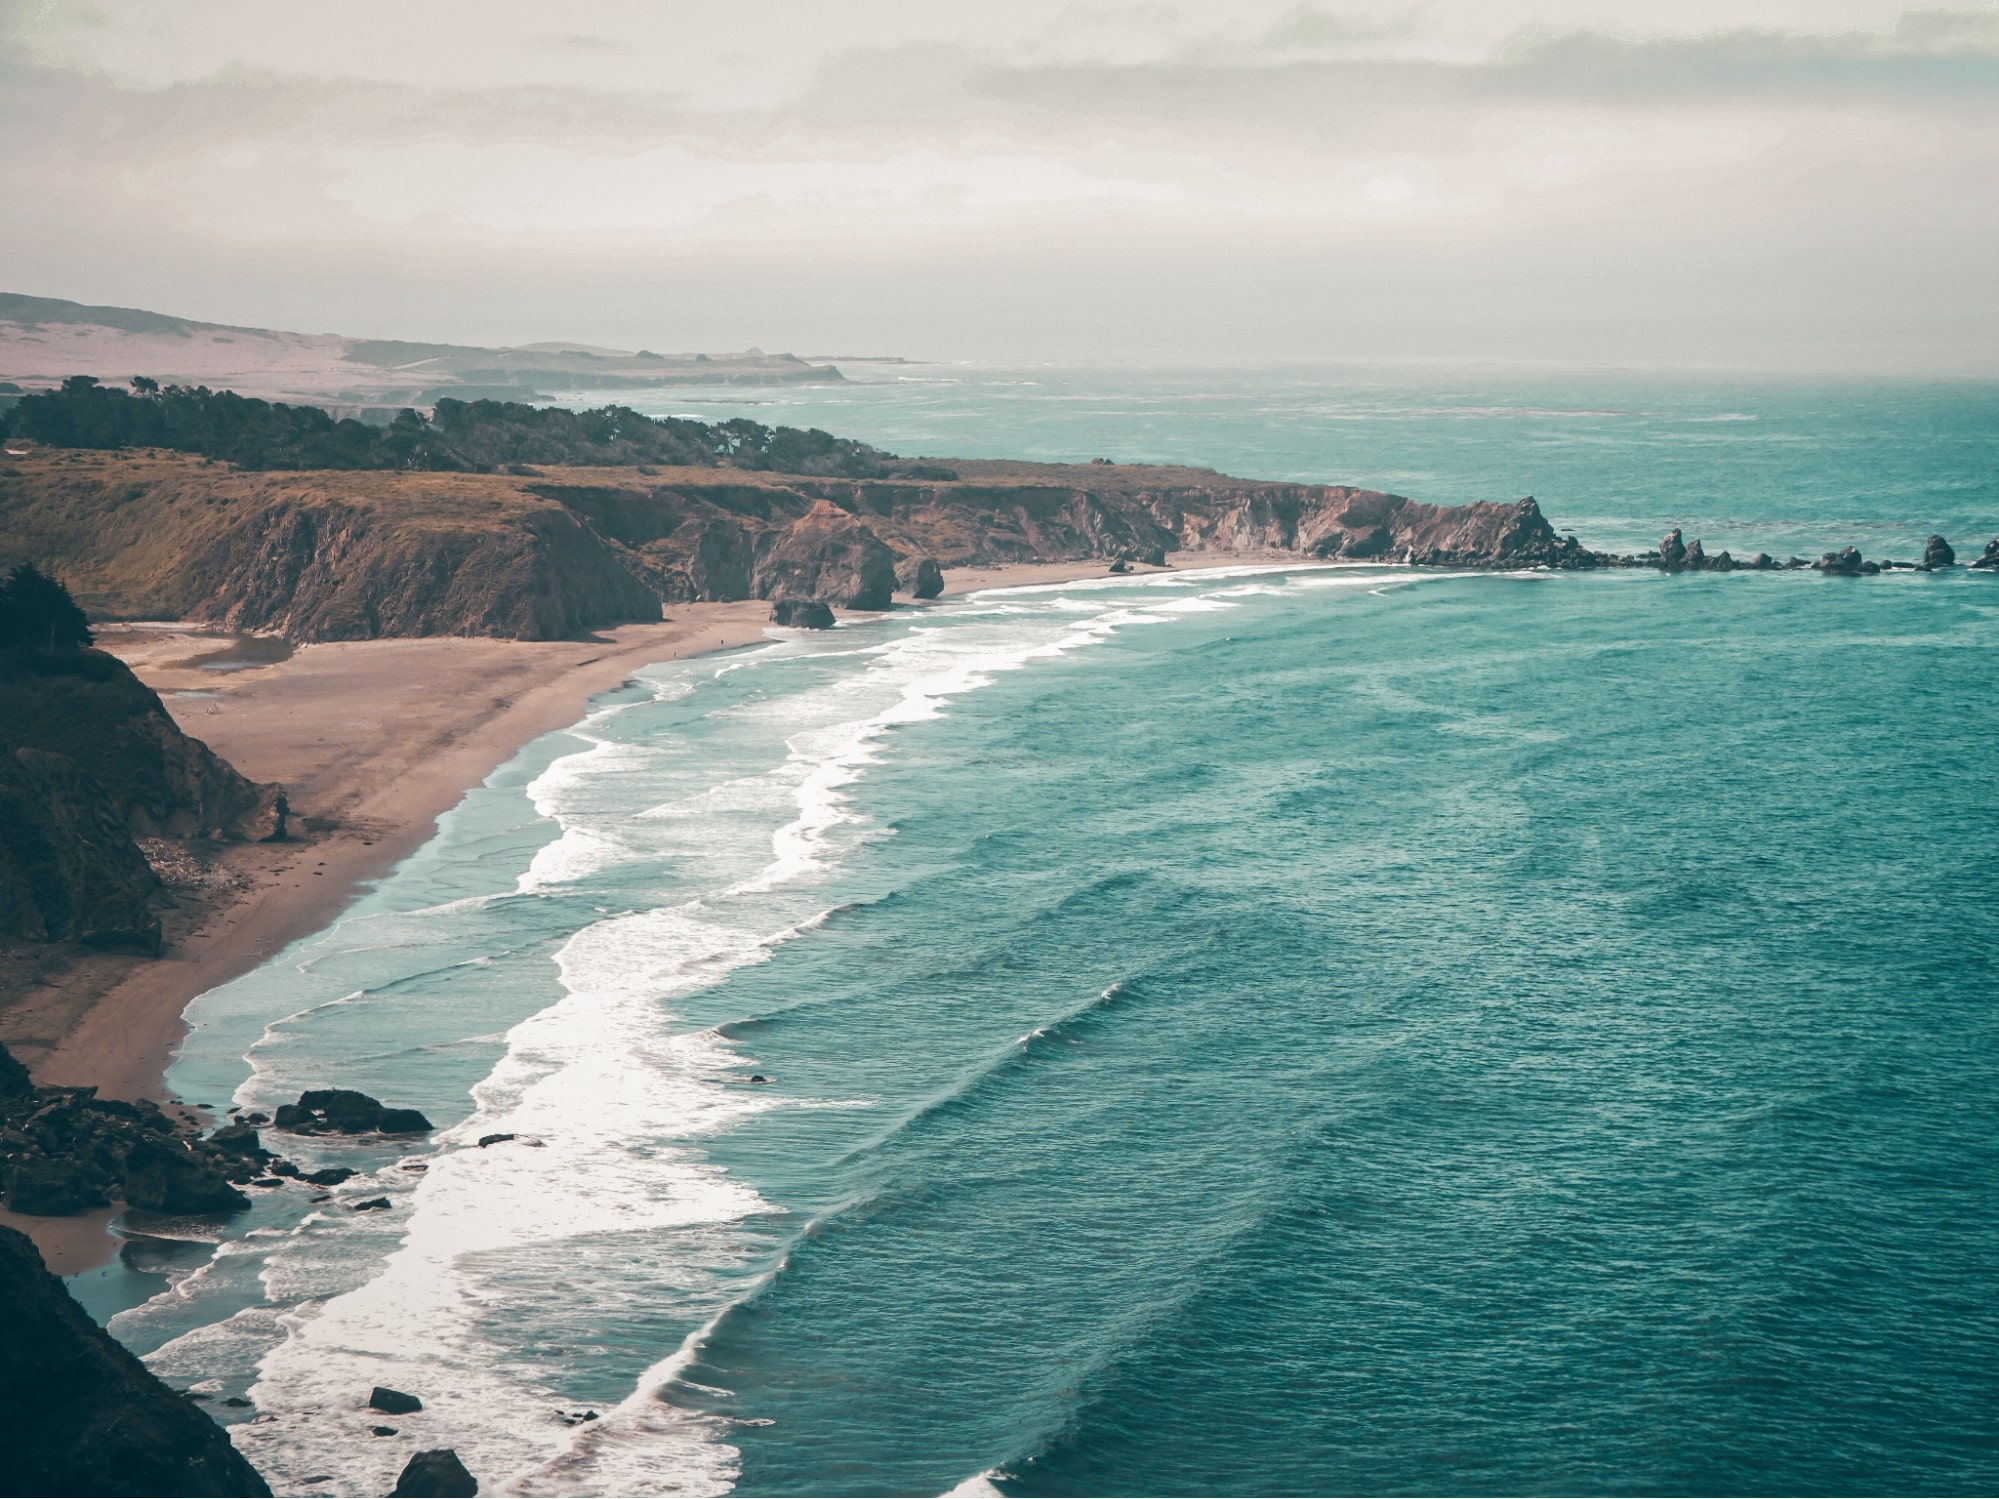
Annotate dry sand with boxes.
[0,553,1270,1270]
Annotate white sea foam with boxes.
[150,591,1210,1495]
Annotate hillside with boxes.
[0,292,842,412]
[0,435,1591,642]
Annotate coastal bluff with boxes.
[0,1222,270,1496]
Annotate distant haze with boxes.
[2,0,1995,371]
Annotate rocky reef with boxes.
[0,645,280,950]
[0,1221,271,1496]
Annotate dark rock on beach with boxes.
[370,1385,425,1415]
[0,1041,268,1217]
[390,1448,479,1498]
[895,555,945,599]
[770,600,836,629]
[0,1224,272,1496]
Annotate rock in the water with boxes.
[0,1224,272,1496]
[753,500,898,611]
[123,1138,252,1215]
[476,1133,516,1148]
[1658,529,1689,572]
[272,1089,432,1136]
[352,1196,391,1211]
[391,1448,478,1498]
[895,555,944,599]
[1683,538,1707,570]
[303,1166,356,1187]
[770,600,836,629]
[1971,538,1999,570]
[1816,546,1866,576]
[370,1386,424,1415]
[1924,535,1956,569]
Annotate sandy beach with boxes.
[0,554,1261,1270]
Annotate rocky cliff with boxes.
[187,498,663,641]
[0,1222,270,1496]
[0,647,279,949]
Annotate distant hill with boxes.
[0,293,844,413]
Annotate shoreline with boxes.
[1,554,1273,1273]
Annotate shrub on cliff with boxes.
[0,564,93,652]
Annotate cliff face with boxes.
[2,448,1602,641]
[189,500,663,641]
[751,499,900,610]
[0,1223,271,1496]
[0,648,279,949]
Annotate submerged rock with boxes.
[390,1448,478,1498]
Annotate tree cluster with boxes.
[3,377,898,478]
[0,565,92,653]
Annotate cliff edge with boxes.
[0,1222,270,1496]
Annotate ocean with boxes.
[79,366,1999,1495]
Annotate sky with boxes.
[1,0,1996,369]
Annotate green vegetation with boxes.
[4,377,897,478]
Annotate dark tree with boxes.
[0,565,94,652]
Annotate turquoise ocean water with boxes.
[86,368,1999,1495]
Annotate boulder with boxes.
[0,1225,272,1496]
[752,501,898,611]
[302,1167,356,1187]
[272,1089,431,1136]
[391,1448,478,1498]
[770,600,836,629]
[5,1156,109,1215]
[1816,547,1866,576]
[1659,529,1689,572]
[123,1138,252,1215]
[1924,535,1956,569]
[1683,538,1707,570]
[1972,538,1999,570]
[370,1386,424,1415]
[895,555,944,599]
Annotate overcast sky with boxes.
[2,0,1995,368]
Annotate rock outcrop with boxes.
[270,1088,433,1136]
[1924,535,1955,569]
[0,1223,272,1496]
[1816,546,1875,576]
[190,500,663,641]
[390,1448,478,1497]
[896,555,944,599]
[0,646,279,948]
[0,1042,269,1215]
[752,500,899,610]
[770,601,836,629]
[1972,538,1999,570]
